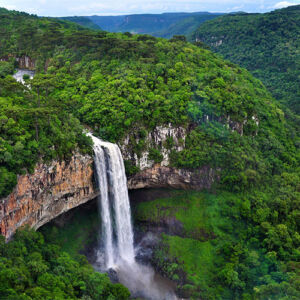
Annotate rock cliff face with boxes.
[0,55,36,70]
[121,124,186,170]
[16,56,36,70]
[0,154,98,240]
[128,164,218,190]
[0,126,219,240]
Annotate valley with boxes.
[0,4,299,300]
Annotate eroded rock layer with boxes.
[128,164,218,190]
[0,149,218,240]
[0,154,98,240]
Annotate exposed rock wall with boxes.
[121,124,186,170]
[128,164,218,190]
[0,55,36,70]
[16,56,36,70]
[0,154,98,240]
[0,126,219,240]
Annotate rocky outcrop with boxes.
[0,125,219,240]
[121,124,186,170]
[128,164,219,190]
[0,55,36,70]
[16,56,36,70]
[0,154,98,240]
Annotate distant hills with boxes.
[192,5,300,114]
[62,12,223,37]
[60,16,101,30]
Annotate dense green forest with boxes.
[0,228,130,299]
[155,14,224,39]
[0,6,299,300]
[193,5,300,114]
[134,189,300,299]
[86,12,222,36]
[60,16,102,30]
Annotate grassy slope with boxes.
[134,191,234,297]
[134,190,299,299]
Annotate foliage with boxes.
[1,6,297,197]
[59,17,102,30]
[87,12,222,37]
[135,190,300,299]
[0,7,299,299]
[0,60,14,77]
[156,14,224,39]
[0,76,92,197]
[193,5,300,114]
[0,228,130,299]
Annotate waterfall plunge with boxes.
[89,134,135,267]
[89,133,177,300]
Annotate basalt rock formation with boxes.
[16,56,36,70]
[0,154,98,240]
[0,55,36,70]
[0,128,219,240]
[128,164,218,190]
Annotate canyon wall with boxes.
[0,126,219,240]
[15,56,36,70]
[128,164,218,190]
[0,154,98,240]
[0,55,36,70]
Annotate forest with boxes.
[0,6,299,300]
[193,5,300,115]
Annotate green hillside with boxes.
[156,14,223,39]
[193,5,300,114]
[0,6,299,300]
[60,16,102,30]
[87,12,222,36]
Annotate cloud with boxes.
[1,4,17,10]
[274,1,298,8]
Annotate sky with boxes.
[0,0,299,16]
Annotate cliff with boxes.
[0,126,219,240]
[121,124,186,170]
[0,55,36,70]
[16,56,35,70]
[128,164,218,190]
[0,154,98,240]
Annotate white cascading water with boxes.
[13,69,35,83]
[88,134,135,267]
[89,133,176,300]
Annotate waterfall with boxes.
[89,133,177,300]
[89,134,135,268]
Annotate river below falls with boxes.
[89,230,178,300]
[40,190,181,300]
[13,69,35,83]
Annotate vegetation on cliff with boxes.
[192,5,300,114]
[86,12,222,37]
[0,228,130,299]
[135,189,300,299]
[1,7,298,195]
[0,7,299,300]
[0,75,92,197]
[60,16,102,30]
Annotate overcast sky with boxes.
[0,0,299,16]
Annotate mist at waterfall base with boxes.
[13,69,35,83]
[89,134,176,300]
